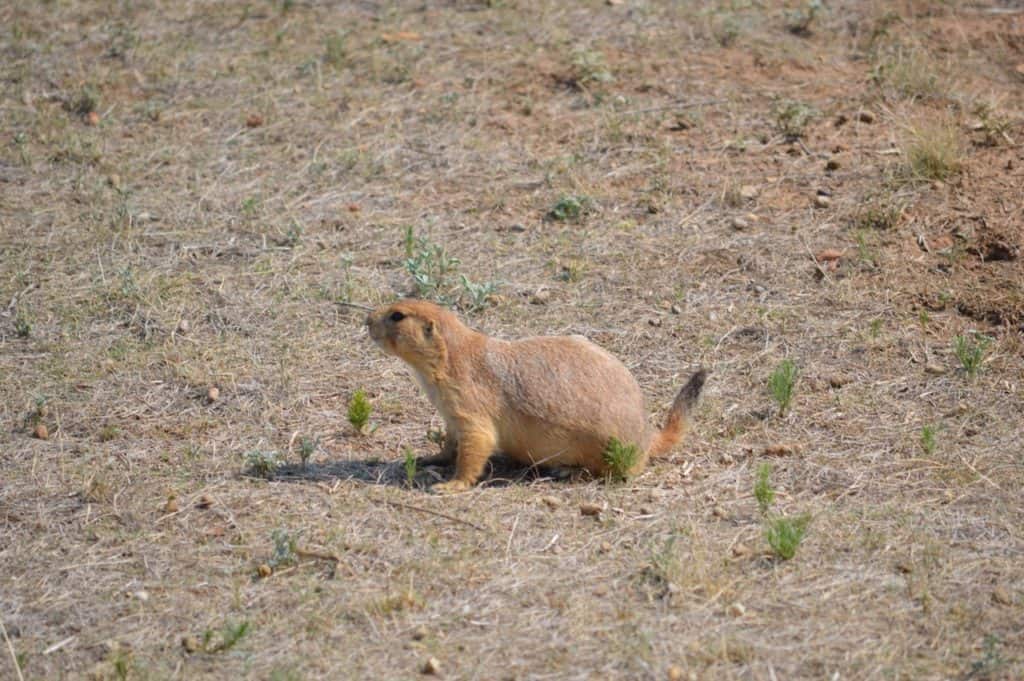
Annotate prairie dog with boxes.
[366,300,706,493]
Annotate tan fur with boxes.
[366,300,706,493]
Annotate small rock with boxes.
[744,212,759,223]
[422,657,441,675]
[181,635,200,653]
[816,248,843,262]
[857,110,876,124]
[163,495,179,514]
[133,590,149,602]
[541,495,562,509]
[257,564,272,578]
[739,185,759,200]
[730,216,749,230]
[206,386,220,402]
[509,223,527,233]
[895,560,913,574]
[712,505,729,519]
[992,586,1013,606]
[85,111,100,126]
[825,158,841,172]
[245,113,264,128]
[33,423,49,440]
[599,541,613,553]
[667,666,684,681]
[945,403,969,418]
[177,319,190,334]
[925,363,946,375]
[814,194,831,208]
[347,203,360,213]
[828,375,848,388]
[411,626,429,641]
[670,304,682,315]
[196,495,213,509]
[719,452,734,464]
[648,317,662,327]
[579,502,603,517]
[931,181,944,191]
[530,289,551,305]
[728,602,746,617]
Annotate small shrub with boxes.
[245,450,281,479]
[953,333,991,379]
[764,513,811,560]
[785,0,823,35]
[873,48,941,101]
[754,463,775,515]
[569,47,613,89]
[270,529,299,568]
[347,388,372,433]
[403,447,417,487]
[602,437,639,482]
[905,122,962,181]
[772,99,816,140]
[66,85,100,115]
[548,194,591,222]
[971,102,1014,147]
[768,359,798,416]
[459,275,497,312]
[299,436,318,468]
[854,191,904,231]
[920,424,937,455]
[14,311,31,338]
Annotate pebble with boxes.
[925,363,946,375]
[670,304,682,315]
[825,159,841,171]
[411,626,429,641]
[992,587,1013,605]
[739,185,759,200]
[181,636,200,653]
[730,216,749,230]
[177,319,190,334]
[207,386,220,402]
[164,495,179,514]
[257,564,272,578]
[857,110,876,124]
[33,423,49,440]
[530,289,551,305]
[728,602,746,617]
[814,194,831,208]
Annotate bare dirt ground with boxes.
[2,1,1023,679]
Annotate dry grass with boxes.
[2,1,1023,679]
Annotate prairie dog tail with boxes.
[648,368,707,457]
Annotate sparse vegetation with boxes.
[920,424,937,455]
[768,359,798,416]
[403,447,417,487]
[245,450,282,479]
[403,228,498,309]
[754,463,775,515]
[347,388,372,433]
[602,437,639,482]
[269,529,300,568]
[764,514,811,560]
[771,99,816,140]
[201,620,251,654]
[905,121,963,181]
[873,47,942,101]
[569,47,613,90]
[954,333,991,379]
[548,194,592,222]
[299,436,318,468]
[784,0,823,35]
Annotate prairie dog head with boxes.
[366,300,454,374]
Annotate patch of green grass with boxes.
[245,450,281,479]
[459,274,497,312]
[14,310,31,338]
[98,424,120,442]
[602,436,639,482]
[920,424,937,455]
[402,228,498,309]
[754,463,775,515]
[764,513,811,560]
[403,447,417,487]
[953,333,991,379]
[202,620,251,653]
[347,388,372,433]
[547,194,592,222]
[768,359,798,416]
[905,122,963,181]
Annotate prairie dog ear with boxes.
[423,319,435,337]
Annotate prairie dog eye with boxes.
[389,311,406,322]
